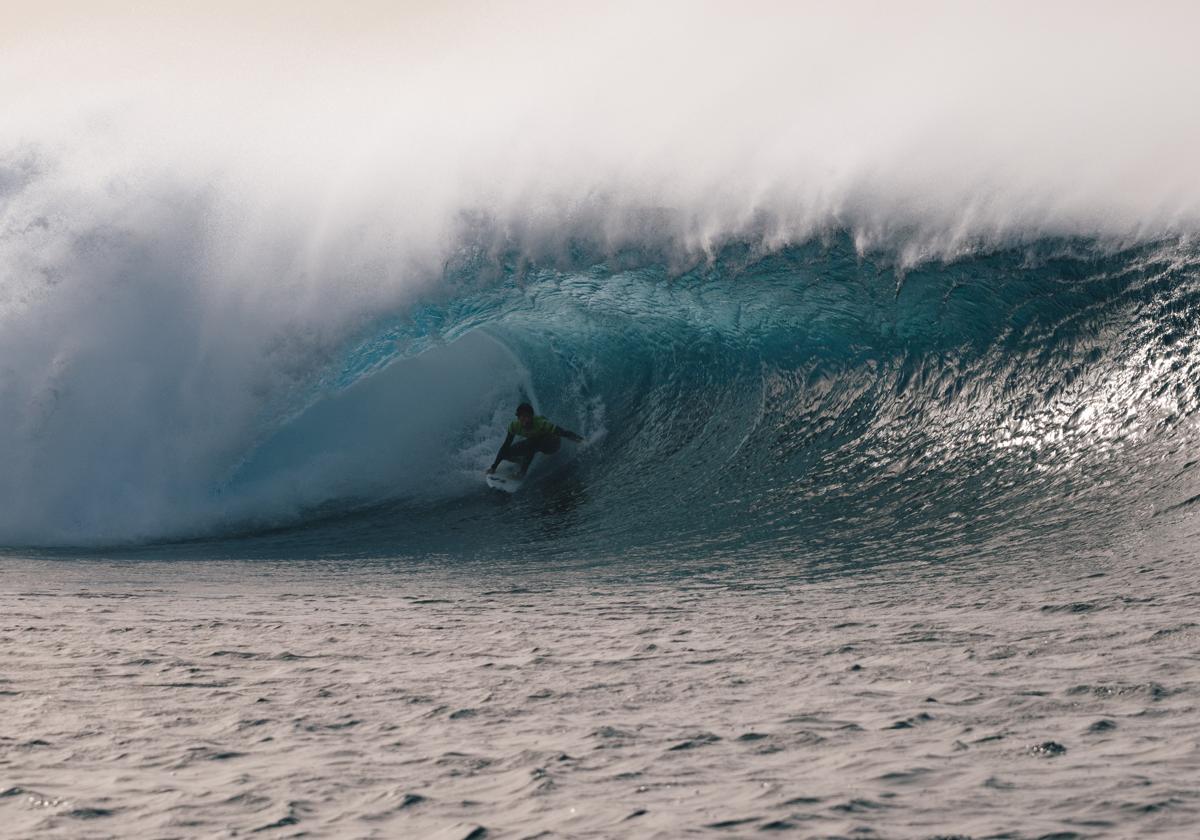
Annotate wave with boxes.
[4,228,1199,563]
[3,4,1200,558]
[236,238,1200,562]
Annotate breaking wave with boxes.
[2,2,1199,563]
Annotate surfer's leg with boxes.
[504,439,536,463]
[520,441,543,474]
[518,436,559,475]
[518,437,559,476]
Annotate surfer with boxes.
[487,402,584,478]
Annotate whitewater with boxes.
[3,2,1200,837]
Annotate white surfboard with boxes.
[485,464,525,494]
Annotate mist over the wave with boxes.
[2,1,1199,546]
[6,1,1200,256]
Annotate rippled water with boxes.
[5,507,1199,839]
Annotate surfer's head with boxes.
[516,402,534,429]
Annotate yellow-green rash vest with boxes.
[508,416,557,440]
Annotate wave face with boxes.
[5,231,1200,564]
[3,4,1200,561]
[215,239,1200,563]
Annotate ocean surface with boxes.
[4,3,1200,837]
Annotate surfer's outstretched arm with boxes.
[488,431,515,473]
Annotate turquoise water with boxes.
[97,237,1199,571]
